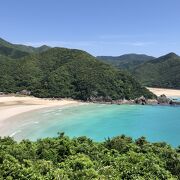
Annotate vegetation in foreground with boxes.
[0,134,180,179]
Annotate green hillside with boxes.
[0,43,154,100]
[0,134,179,179]
[0,37,50,55]
[133,53,180,89]
[0,38,29,59]
[97,54,155,70]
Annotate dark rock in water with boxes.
[169,100,180,105]
[134,96,147,105]
[157,94,171,104]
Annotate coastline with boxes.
[0,96,82,133]
[1,87,180,137]
[147,87,180,97]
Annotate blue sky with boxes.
[0,0,180,57]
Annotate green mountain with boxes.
[0,37,50,58]
[0,38,29,59]
[0,40,154,100]
[133,53,180,89]
[97,54,155,70]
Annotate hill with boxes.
[0,37,50,58]
[0,134,179,179]
[97,54,155,70]
[0,45,154,100]
[0,38,30,59]
[133,53,180,89]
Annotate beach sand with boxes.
[0,96,82,133]
[147,87,180,97]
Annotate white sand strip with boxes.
[147,87,180,97]
[0,96,82,127]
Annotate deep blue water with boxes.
[6,104,180,147]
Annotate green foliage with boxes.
[0,135,179,179]
[0,46,154,100]
[97,54,155,70]
[98,53,180,89]
[132,53,180,89]
[0,37,50,54]
[0,45,29,59]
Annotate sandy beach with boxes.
[0,96,81,131]
[1,88,180,123]
[147,87,180,97]
[0,88,179,138]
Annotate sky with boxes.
[0,0,180,57]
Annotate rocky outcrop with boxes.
[16,90,31,96]
[111,99,134,105]
[89,96,146,105]
[146,99,158,105]
[0,92,5,96]
[170,101,180,105]
[88,94,180,106]
[88,96,112,103]
[157,94,172,104]
[88,96,135,105]
[134,96,147,105]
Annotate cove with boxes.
[5,104,180,147]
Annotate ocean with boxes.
[4,103,180,147]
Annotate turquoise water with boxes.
[5,104,180,147]
[170,97,180,102]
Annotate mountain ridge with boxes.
[0,38,154,100]
[0,37,51,54]
[97,52,180,89]
[132,53,180,89]
[97,54,155,70]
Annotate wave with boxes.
[10,130,21,137]
[20,121,39,127]
[34,121,39,124]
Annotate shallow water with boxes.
[3,104,180,147]
[170,97,180,102]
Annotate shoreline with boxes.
[147,87,180,97]
[1,87,180,123]
[1,87,180,137]
[0,96,83,132]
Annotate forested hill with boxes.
[0,134,179,179]
[97,54,155,70]
[0,40,154,100]
[97,52,180,89]
[132,53,180,89]
[0,38,29,59]
[0,37,50,57]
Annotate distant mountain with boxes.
[97,54,155,70]
[132,53,180,89]
[0,37,50,58]
[0,40,154,100]
[0,38,30,58]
